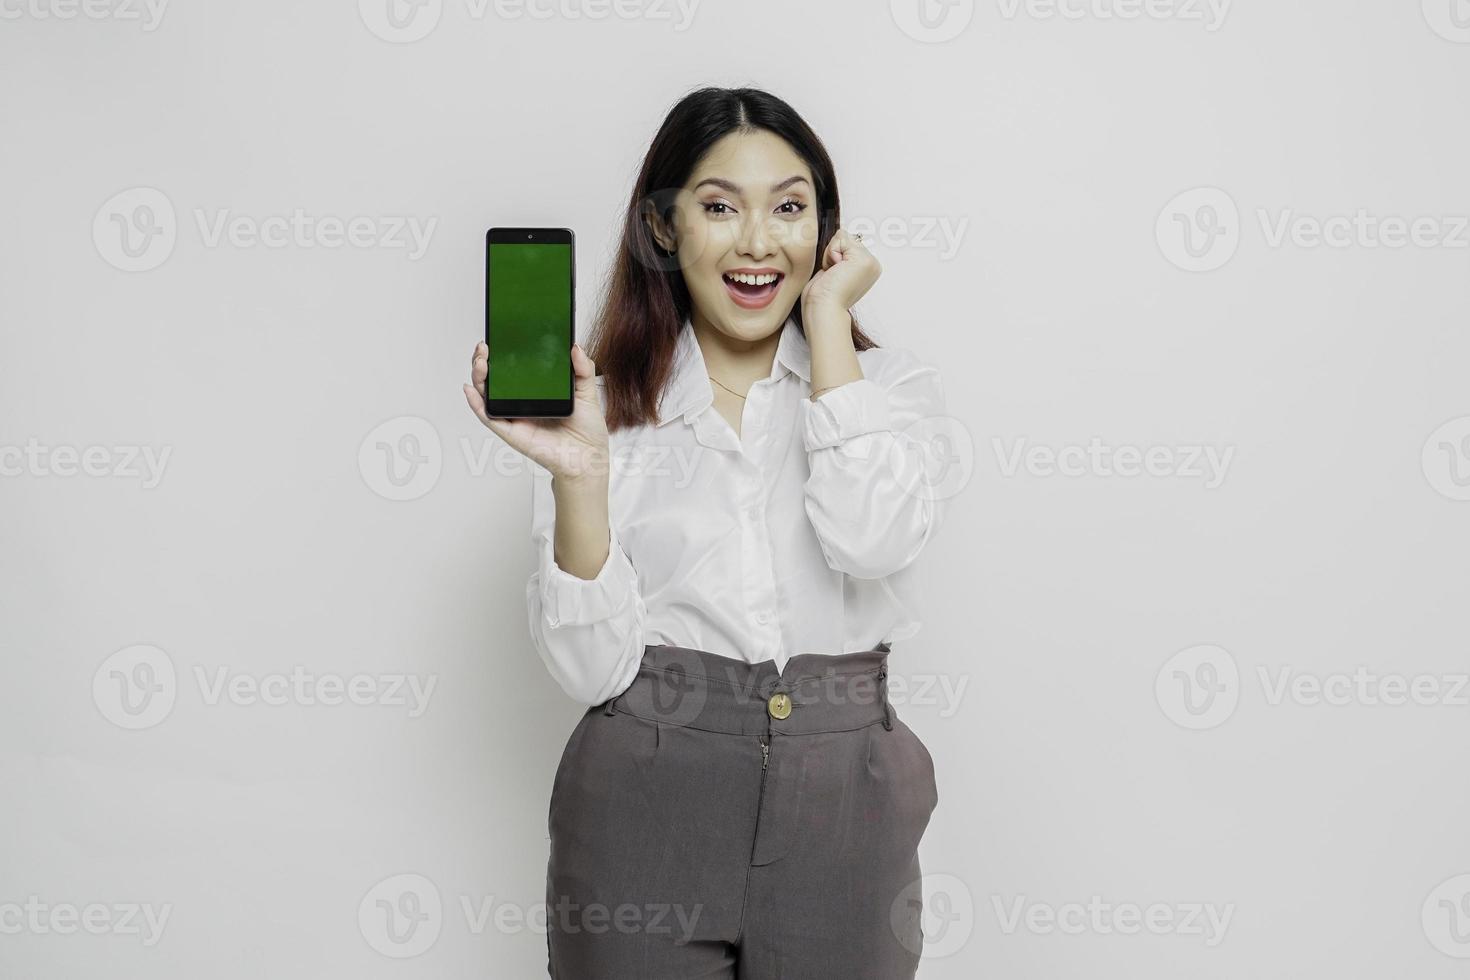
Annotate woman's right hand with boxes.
[462,342,611,483]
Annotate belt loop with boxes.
[878,662,893,731]
[606,657,650,715]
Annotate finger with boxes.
[464,389,528,446]
[817,248,834,274]
[471,344,488,387]
[832,229,852,258]
[822,230,851,270]
[571,342,596,382]
[462,382,497,430]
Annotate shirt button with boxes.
[755,611,770,625]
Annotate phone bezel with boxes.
[484,227,575,418]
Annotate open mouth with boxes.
[722,271,784,309]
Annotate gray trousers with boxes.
[545,642,939,979]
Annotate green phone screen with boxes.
[488,242,572,400]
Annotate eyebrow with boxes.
[693,175,810,195]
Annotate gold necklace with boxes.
[708,375,748,400]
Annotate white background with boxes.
[3,0,1470,977]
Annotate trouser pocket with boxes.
[547,705,599,824]
[883,716,940,818]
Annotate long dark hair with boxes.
[587,86,879,432]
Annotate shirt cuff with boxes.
[801,378,894,451]
[538,523,637,628]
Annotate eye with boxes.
[702,201,735,215]
[776,199,808,215]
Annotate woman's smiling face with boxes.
[651,129,821,342]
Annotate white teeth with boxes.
[725,272,780,286]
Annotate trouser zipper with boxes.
[750,734,771,849]
[735,732,773,945]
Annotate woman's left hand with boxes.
[801,229,881,322]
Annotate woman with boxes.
[464,86,948,979]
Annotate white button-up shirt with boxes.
[525,314,948,706]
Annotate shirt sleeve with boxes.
[524,462,647,706]
[798,345,949,580]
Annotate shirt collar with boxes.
[655,313,811,427]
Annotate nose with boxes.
[736,210,778,261]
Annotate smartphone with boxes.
[484,227,575,418]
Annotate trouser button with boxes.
[767,692,792,720]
